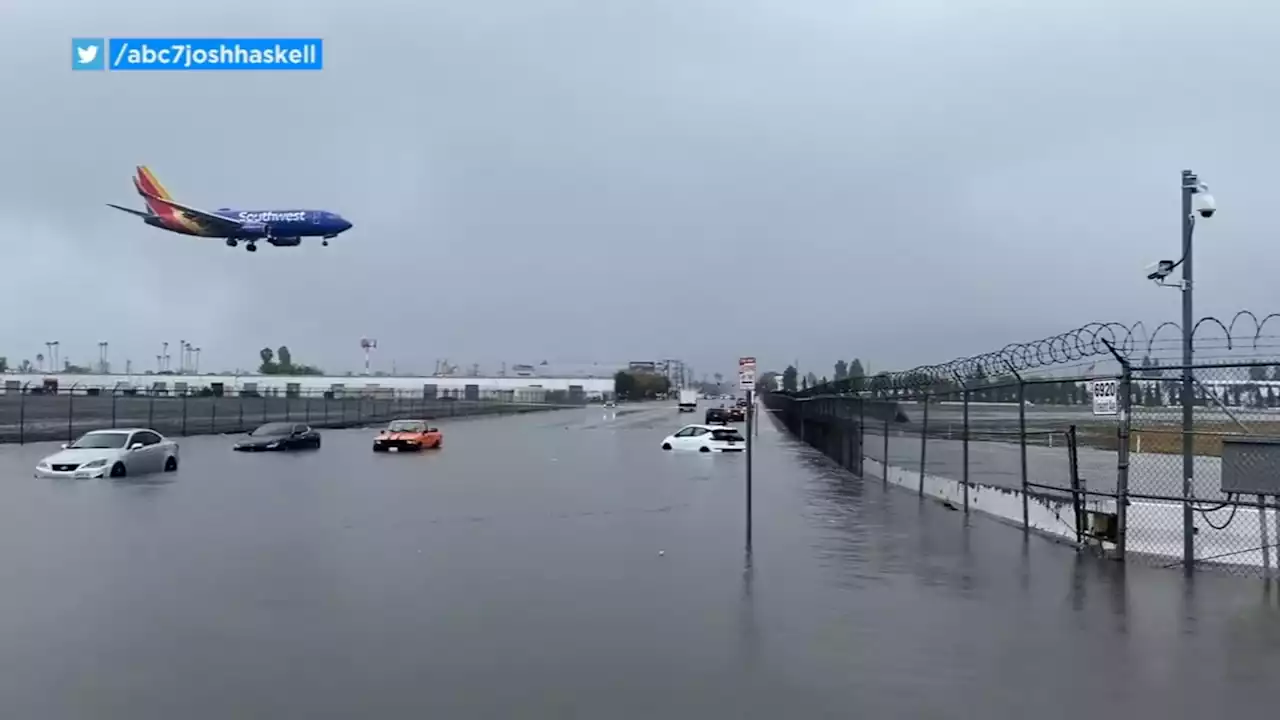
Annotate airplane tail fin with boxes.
[134,166,175,217]
[134,166,172,200]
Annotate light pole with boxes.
[193,347,201,374]
[179,340,186,373]
[1148,169,1216,571]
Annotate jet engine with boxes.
[267,236,301,247]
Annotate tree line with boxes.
[613,370,671,400]
[258,346,323,375]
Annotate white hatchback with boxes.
[661,424,746,453]
[35,428,180,479]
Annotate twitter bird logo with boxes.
[71,38,105,71]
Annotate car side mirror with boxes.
[130,443,144,451]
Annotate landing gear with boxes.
[246,243,258,252]
[225,238,237,248]
[322,240,329,246]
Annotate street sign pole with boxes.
[740,356,756,550]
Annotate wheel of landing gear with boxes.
[225,238,237,247]
[246,243,257,252]
[322,240,329,246]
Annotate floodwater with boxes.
[0,405,1275,718]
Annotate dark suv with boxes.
[705,407,731,425]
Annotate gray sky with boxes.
[2,0,1277,379]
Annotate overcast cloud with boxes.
[2,0,1277,378]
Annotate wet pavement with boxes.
[0,405,1276,718]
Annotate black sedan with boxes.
[705,407,731,425]
[234,422,322,451]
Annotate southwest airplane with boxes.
[108,166,353,252]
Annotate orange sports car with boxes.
[372,419,443,452]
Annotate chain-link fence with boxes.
[0,384,580,444]
[763,360,1280,579]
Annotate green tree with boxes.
[614,370,635,399]
[801,375,808,391]
[18,359,31,373]
[258,347,274,373]
[277,346,293,371]
[613,370,670,400]
[757,371,779,392]
[782,365,798,392]
[848,359,865,379]
[0,357,7,373]
[805,371,818,388]
[834,360,848,381]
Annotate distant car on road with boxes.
[603,400,617,408]
[705,407,731,425]
[727,406,745,422]
[36,428,179,478]
[373,419,442,452]
[661,424,746,453]
[235,422,321,452]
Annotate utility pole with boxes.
[1180,170,1197,570]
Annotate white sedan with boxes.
[35,428,180,479]
[661,424,746,453]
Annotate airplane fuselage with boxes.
[147,208,351,239]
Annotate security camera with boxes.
[1146,259,1175,281]
[1193,188,1216,218]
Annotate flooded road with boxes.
[0,405,1275,718]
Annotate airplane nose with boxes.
[339,218,353,232]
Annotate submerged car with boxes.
[373,419,442,452]
[660,424,746,453]
[234,422,322,451]
[35,428,179,478]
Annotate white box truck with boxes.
[678,389,698,412]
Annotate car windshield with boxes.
[70,432,130,449]
[250,423,293,437]
[388,421,426,432]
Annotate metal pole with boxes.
[1181,169,1196,570]
[962,387,970,513]
[1018,380,1029,531]
[919,394,929,497]
[746,389,754,551]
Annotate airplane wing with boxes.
[106,203,154,218]
[137,191,246,235]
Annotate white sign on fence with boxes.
[1091,379,1118,416]
[738,356,756,391]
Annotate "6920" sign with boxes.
[1091,379,1118,416]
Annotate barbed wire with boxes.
[805,310,1280,394]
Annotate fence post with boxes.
[148,393,155,429]
[261,394,268,425]
[211,395,218,434]
[1101,339,1131,561]
[919,393,929,497]
[111,387,117,428]
[285,394,291,422]
[959,376,970,514]
[857,399,865,475]
[18,383,28,445]
[305,395,311,424]
[882,414,890,485]
[1001,359,1030,533]
[181,392,188,436]
[67,382,79,442]
[238,393,245,433]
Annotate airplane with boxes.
[107,166,353,252]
